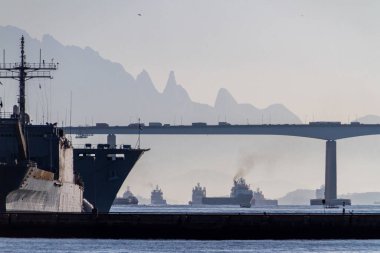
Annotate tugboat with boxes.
[113,186,138,205]
[189,183,206,205]
[0,36,148,212]
[201,178,253,207]
[150,185,167,205]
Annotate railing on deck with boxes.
[0,62,57,69]
[0,112,15,119]
[72,144,132,150]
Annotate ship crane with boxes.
[0,36,58,125]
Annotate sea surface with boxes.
[1,238,380,253]
[110,204,380,214]
[3,205,380,252]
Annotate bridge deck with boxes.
[66,124,380,140]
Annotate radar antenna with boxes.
[0,36,58,124]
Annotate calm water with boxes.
[2,205,380,252]
[110,204,380,214]
[1,239,380,253]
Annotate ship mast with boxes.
[0,36,58,124]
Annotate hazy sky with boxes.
[2,1,380,202]
[1,0,380,121]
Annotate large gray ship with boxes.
[0,36,147,212]
[189,183,206,205]
[202,178,253,206]
[150,185,167,205]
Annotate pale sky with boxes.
[2,1,380,201]
[1,0,380,121]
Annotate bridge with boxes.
[66,122,380,206]
[67,122,380,140]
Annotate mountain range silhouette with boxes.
[0,25,312,125]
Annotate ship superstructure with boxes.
[151,185,167,205]
[230,178,253,198]
[189,183,206,205]
[315,185,325,199]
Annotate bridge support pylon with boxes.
[325,140,337,201]
[310,140,351,206]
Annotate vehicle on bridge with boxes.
[192,122,207,126]
[149,122,162,127]
[309,121,341,126]
[95,123,109,128]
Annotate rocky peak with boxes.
[215,88,237,108]
[163,71,191,102]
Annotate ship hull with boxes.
[0,164,28,212]
[253,199,278,206]
[6,166,83,212]
[74,148,145,212]
[202,195,252,206]
[113,197,138,205]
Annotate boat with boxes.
[251,188,278,206]
[189,183,206,205]
[74,128,93,139]
[151,185,167,205]
[201,178,253,206]
[75,133,90,139]
[0,36,148,212]
[113,186,138,205]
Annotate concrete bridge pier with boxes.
[310,140,351,206]
[325,140,337,202]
